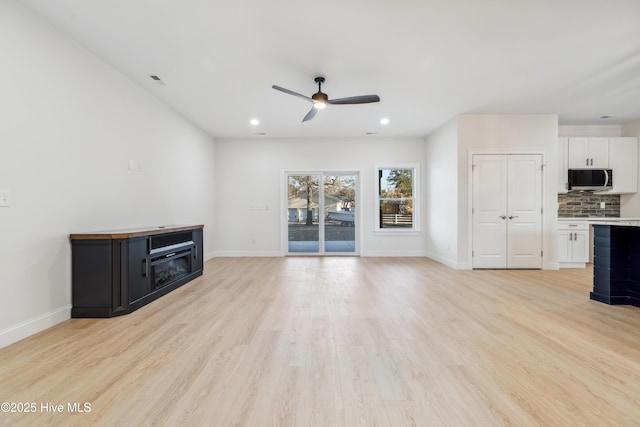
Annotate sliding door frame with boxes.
[282,169,361,256]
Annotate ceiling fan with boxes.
[272,77,380,122]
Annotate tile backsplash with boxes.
[558,192,620,218]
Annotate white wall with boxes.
[559,125,621,137]
[457,115,559,269]
[214,137,425,257]
[0,1,216,348]
[423,119,459,268]
[621,119,640,216]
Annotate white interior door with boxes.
[472,155,508,268]
[507,155,542,268]
[472,154,542,269]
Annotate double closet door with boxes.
[472,154,542,269]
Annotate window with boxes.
[377,166,418,231]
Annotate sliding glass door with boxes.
[323,174,356,253]
[286,172,358,255]
[287,174,320,253]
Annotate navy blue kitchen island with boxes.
[591,223,640,307]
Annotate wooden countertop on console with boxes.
[70,224,204,240]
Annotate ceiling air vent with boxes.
[149,75,165,86]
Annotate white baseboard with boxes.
[0,305,71,349]
[558,262,586,269]
[361,250,424,257]
[211,250,282,257]
[546,261,560,270]
[422,251,464,269]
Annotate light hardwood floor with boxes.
[2,257,640,426]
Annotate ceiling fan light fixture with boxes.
[272,77,380,122]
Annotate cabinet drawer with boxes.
[558,222,589,231]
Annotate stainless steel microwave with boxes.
[568,169,612,191]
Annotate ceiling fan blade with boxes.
[328,95,380,105]
[272,85,313,103]
[302,107,318,122]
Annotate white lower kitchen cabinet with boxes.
[558,221,589,268]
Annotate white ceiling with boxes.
[19,0,640,139]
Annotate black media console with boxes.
[70,225,204,317]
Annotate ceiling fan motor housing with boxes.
[312,77,328,102]
[312,92,328,102]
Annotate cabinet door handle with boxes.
[508,215,519,219]
[142,259,148,277]
[499,215,507,219]
[574,232,577,240]
[586,158,589,166]
[569,233,572,241]
[590,158,593,166]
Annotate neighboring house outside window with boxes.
[376,165,419,232]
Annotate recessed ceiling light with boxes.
[250,119,260,125]
[380,118,390,125]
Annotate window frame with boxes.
[374,164,420,234]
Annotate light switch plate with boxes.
[0,190,10,207]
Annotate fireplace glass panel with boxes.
[152,253,191,290]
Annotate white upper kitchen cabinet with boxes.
[568,137,609,169]
[558,137,568,193]
[608,137,638,194]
